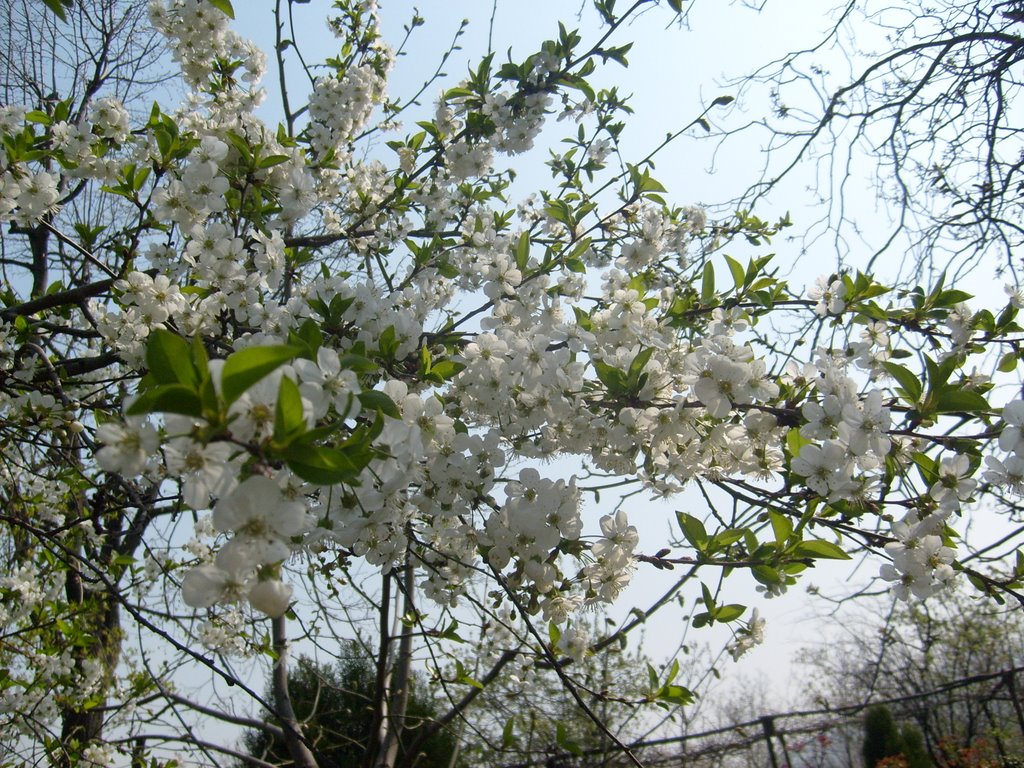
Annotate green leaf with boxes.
[289,319,323,357]
[287,421,344,449]
[440,620,465,643]
[112,552,136,568]
[357,390,400,419]
[427,360,465,382]
[502,717,515,748]
[564,237,592,264]
[283,445,362,485]
[25,110,52,125]
[724,255,745,290]
[709,529,745,551]
[224,130,252,160]
[454,660,483,690]
[126,384,203,418]
[793,539,852,560]
[191,334,210,379]
[342,411,386,448]
[514,231,530,271]
[337,353,378,373]
[632,166,666,195]
[626,347,655,388]
[418,344,433,379]
[785,427,811,460]
[752,565,782,586]
[700,582,716,613]
[377,325,399,359]
[715,604,746,622]
[912,452,938,485]
[207,0,235,18]
[743,528,759,555]
[701,262,715,303]
[933,389,989,414]
[676,512,708,550]
[545,200,572,226]
[221,345,301,406]
[769,511,792,545]
[882,362,923,403]
[924,354,959,390]
[657,684,695,706]
[548,621,562,646]
[145,329,197,387]
[664,658,680,686]
[273,376,306,443]
[42,0,72,21]
[564,257,586,273]
[997,303,1019,330]
[935,289,973,307]
[258,154,290,169]
[592,358,627,395]
[646,663,659,690]
[998,352,1018,373]
[199,374,219,422]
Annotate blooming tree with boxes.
[1,1,1023,766]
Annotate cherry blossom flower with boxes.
[181,563,238,609]
[930,454,977,510]
[211,476,309,569]
[162,438,238,510]
[95,417,159,476]
[999,400,1024,453]
[983,454,1024,493]
[727,609,766,660]
[808,275,847,316]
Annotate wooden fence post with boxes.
[1006,670,1024,739]
[760,716,780,768]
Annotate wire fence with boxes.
[505,664,1024,768]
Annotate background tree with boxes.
[899,727,931,768]
[0,0,168,109]
[241,647,460,768]
[0,0,172,295]
[717,0,1024,283]
[801,588,1024,764]
[862,705,930,768]
[863,705,904,768]
[447,615,700,768]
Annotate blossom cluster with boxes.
[149,0,266,88]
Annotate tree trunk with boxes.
[375,559,415,768]
[272,616,319,768]
[59,562,121,766]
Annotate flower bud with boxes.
[248,579,292,618]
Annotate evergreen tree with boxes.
[899,724,932,768]
[863,705,935,768]
[863,706,906,768]
[241,646,459,768]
